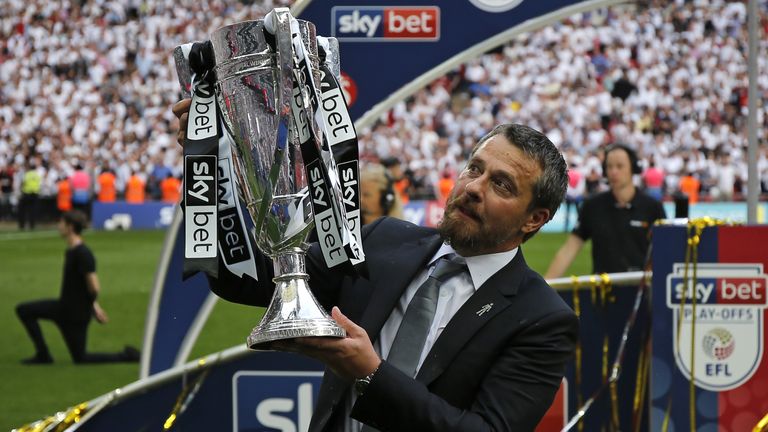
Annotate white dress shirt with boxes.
[347,243,519,431]
[375,243,518,372]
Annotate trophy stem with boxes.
[247,249,346,350]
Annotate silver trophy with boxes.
[210,10,345,349]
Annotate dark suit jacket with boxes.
[209,217,578,432]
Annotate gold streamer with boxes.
[571,275,585,432]
[12,402,88,432]
[754,412,768,432]
[661,217,726,432]
[632,338,650,432]
[164,359,212,430]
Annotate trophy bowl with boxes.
[210,11,345,350]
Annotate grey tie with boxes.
[358,255,466,432]
[386,254,467,378]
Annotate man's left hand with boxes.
[273,307,381,381]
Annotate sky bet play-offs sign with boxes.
[667,263,768,391]
[332,6,440,41]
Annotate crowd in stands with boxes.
[0,0,766,224]
[359,0,768,203]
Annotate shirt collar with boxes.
[430,243,519,291]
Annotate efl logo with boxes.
[332,6,440,41]
[666,263,768,391]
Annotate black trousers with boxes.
[16,299,128,363]
[18,193,38,229]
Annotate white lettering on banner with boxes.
[317,208,345,266]
[342,167,357,208]
[255,383,313,432]
[185,207,217,258]
[674,280,715,303]
[387,11,433,34]
[188,82,217,140]
[189,161,213,202]
[310,167,328,208]
[320,88,354,145]
[338,11,381,37]
[291,85,311,143]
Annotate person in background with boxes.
[0,161,14,221]
[57,176,72,215]
[15,210,140,364]
[678,171,701,205]
[125,171,146,204]
[564,161,585,232]
[360,163,404,225]
[70,163,91,215]
[546,144,666,278]
[160,173,181,204]
[97,164,117,203]
[18,160,42,230]
[642,158,664,201]
[436,170,455,206]
[381,156,410,205]
[149,154,173,200]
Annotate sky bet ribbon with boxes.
[181,42,258,281]
[317,36,364,267]
[286,15,365,269]
[264,10,364,271]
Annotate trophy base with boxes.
[247,318,346,350]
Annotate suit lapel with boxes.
[416,250,529,385]
[358,234,443,340]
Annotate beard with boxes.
[437,194,519,255]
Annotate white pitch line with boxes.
[0,230,59,241]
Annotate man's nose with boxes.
[464,177,483,200]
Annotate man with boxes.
[15,210,140,364]
[97,164,117,203]
[160,173,182,204]
[18,160,41,230]
[180,117,574,432]
[546,144,666,278]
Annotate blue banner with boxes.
[92,201,176,230]
[81,350,324,431]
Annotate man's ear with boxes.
[521,208,550,235]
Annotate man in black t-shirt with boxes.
[546,145,666,277]
[15,210,140,364]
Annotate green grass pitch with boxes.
[0,228,590,429]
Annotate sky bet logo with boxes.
[332,6,440,41]
[667,277,767,306]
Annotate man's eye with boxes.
[494,179,513,193]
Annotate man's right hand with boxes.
[172,98,192,146]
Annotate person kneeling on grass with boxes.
[15,210,140,364]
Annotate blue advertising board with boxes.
[233,371,323,431]
[92,201,176,230]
